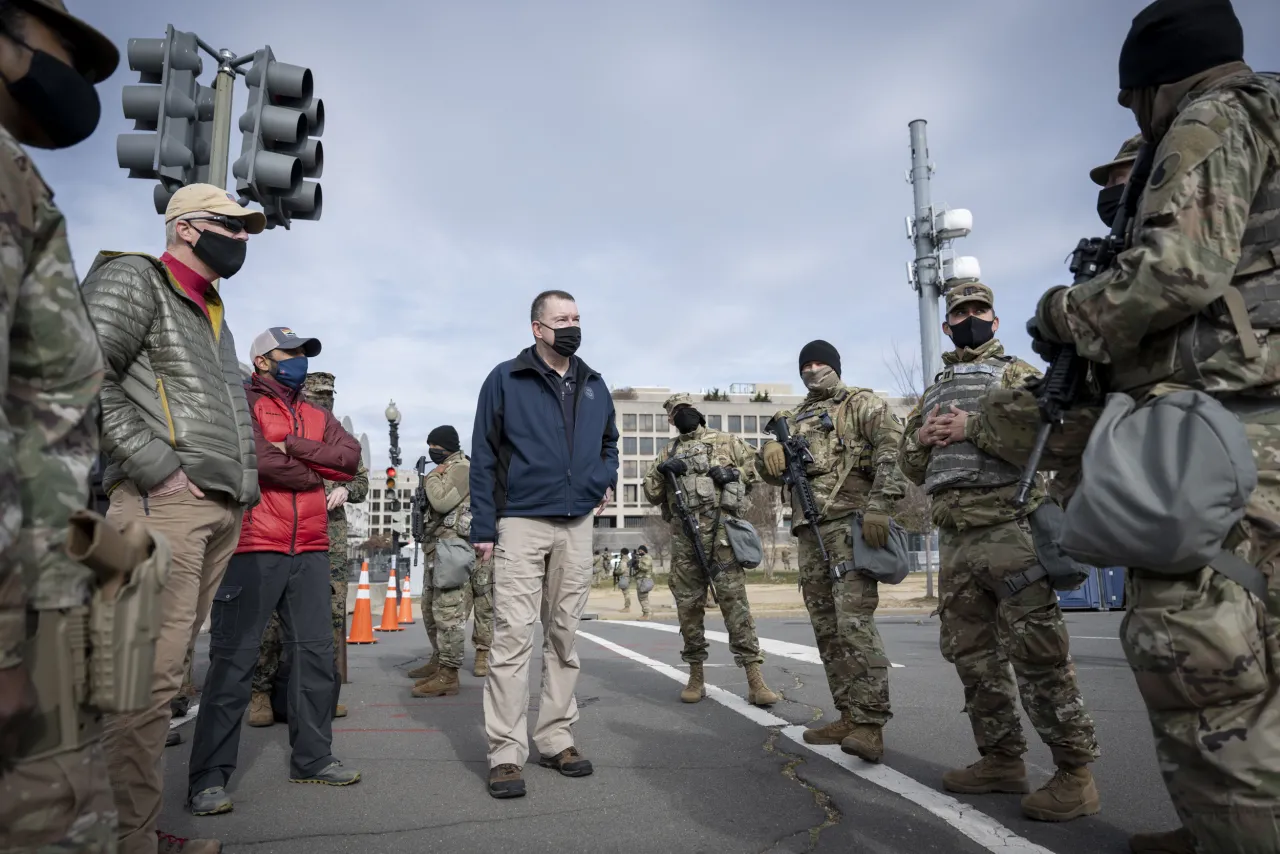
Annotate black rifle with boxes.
[664,465,720,580]
[765,416,833,574]
[411,455,428,566]
[1013,142,1157,507]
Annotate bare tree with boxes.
[362,532,392,552]
[641,513,673,571]
[886,340,923,406]
[744,485,783,580]
[885,340,940,598]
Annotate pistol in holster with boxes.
[19,510,170,760]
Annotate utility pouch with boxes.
[638,576,654,594]
[434,537,476,590]
[1027,502,1092,591]
[722,516,764,569]
[617,574,631,590]
[719,480,745,514]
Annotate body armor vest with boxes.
[921,357,1022,495]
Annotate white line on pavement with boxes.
[578,629,1054,854]
[608,619,906,668]
[170,702,200,729]
[1074,637,1120,641]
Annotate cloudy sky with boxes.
[39,0,1280,466]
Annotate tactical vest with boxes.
[791,388,876,498]
[664,431,746,516]
[921,357,1022,495]
[424,470,472,543]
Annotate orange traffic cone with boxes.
[376,568,404,632]
[348,562,377,644]
[398,572,414,625]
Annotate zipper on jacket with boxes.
[155,378,177,446]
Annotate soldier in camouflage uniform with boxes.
[618,547,632,610]
[642,394,780,706]
[900,282,1101,823]
[248,372,368,726]
[633,544,654,619]
[759,340,905,763]
[412,425,494,697]
[1028,3,1280,849]
[0,4,138,853]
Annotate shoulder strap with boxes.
[1209,550,1269,600]
[819,390,872,519]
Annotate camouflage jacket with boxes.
[0,126,106,668]
[326,459,367,580]
[760,383,905,529]
[642,426,760,529]
[900,339,1046,531]
[634,553,654,577]
[424,451,471,553]
[1050,67,1280,399]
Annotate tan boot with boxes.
[473,650,489,678]
[802,711,856,745]
[1021,765,1100,822]
[247,692,273,727]
[412,666,460,697]
[745,663,780,706]
[334,704,347,718]
[681,662,706,703]
[1128,828,1196,854]
[840,724,884,763]
[408,654,440,680]
[942,753,1029,794]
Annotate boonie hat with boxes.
[1089,134,1144,187]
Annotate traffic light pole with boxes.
[207,48,237,189]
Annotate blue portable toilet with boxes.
[1100,567,1126,610]
[1057,566,1104,611]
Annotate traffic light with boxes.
[117,25,215,213]
[385,467,397,491]
[233,46,323,229]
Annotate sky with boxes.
[38,0,1280,467]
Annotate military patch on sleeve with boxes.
[1148,151,1181,190]
[1139,123,1223,213]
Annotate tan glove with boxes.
[861,512,891,550]
[762,441,786,478]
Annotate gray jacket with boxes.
[81,252,258,505]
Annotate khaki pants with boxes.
[101,482,242,854]
[483,515,593,768]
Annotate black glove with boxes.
[657,458,687,477]
[1025,317,1062,363]
[708,465,740,486]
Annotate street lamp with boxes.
[385,400,401,425]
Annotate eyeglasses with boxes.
[183,215,247,235]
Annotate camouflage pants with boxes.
[668,527,762,667]
[0,738,117,853]
[634,575,652,618]
[251,579,348,695]
[937,517,1099,767]
[432,557,494,669]
[1120,414,1280,852]
[797,520,892,726]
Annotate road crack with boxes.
[776,665,824,725]
[762,727,841,851]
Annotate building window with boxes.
[372,489,381,499]
[623,436,637,455]
[746,438,758,449]
[728,415,742,433]
[656,438,670,455]
[372,503,381,512]
[639,437,654,456]
[623,484,638,503]
[707,414,722,430]
[382,515,391,524]
[624,515,647,528]
[639,413,654,432]
[623,413,637,431]
[744,415,757,433]
[623,460,638,478]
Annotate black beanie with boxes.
[427,425,460,453]
[1119,0,1243,90]
[798,340,841,377]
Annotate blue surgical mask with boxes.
[274,356,309,390]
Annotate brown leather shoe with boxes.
[488,764,525,799]
[537,746,593,778]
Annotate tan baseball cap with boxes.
[945,281,994,313]
[21,0,118,83]
[165,184,267,235]
[1089,134,1144,187]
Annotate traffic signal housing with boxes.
[233,46,323,229]
[117,25,215,213]
[385,467,397,492]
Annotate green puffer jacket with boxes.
[81,252,258,505]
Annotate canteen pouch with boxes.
[718,480,746,514]
[617,573,630,591]
[722,516,763,569]
[638,576,654,594]
[846,513,911,584]
[1059,390,1266,599]
[1027,501,1091,591]
[433,537,476,590]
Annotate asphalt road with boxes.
[161,610,1174,853]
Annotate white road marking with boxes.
[609,619,906,667]
[170,702,200,729]
[1074,637,1120,641]
[579,629,1054,854]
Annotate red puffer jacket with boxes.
[237,373,361,554]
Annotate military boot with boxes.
[473,650,489,677]
[1128,828,1196,854]
[802,711,856,745]
[942,753,1029,794]
[412,666,460,697]
[745,663,780,706]
[681,662,706,703]
[408,654,440,680]
[248,692,273,727]
[1021,765,1100,822]
[840,724,884,763]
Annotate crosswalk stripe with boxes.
[608,619,906,667]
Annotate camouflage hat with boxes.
[304,372,335,394]
[1089,133,1144,187]
[21,0,120,83]
[663,393,695,414]
[945,281,994,314]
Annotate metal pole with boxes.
[208,49,237,190]
[909,119,942,392]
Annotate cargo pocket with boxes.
[210,585,243,647]
[1003,604,1070,667]
[1121,570,1269,711]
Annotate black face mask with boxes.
[548,324,581,358]
[949,316,995,350]
[3,48,101,149]
[429,448,450,465]
[673,408,703,434]
[189,229,247,279]
[1096,183,1126,228]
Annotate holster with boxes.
[20,606,96,761]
